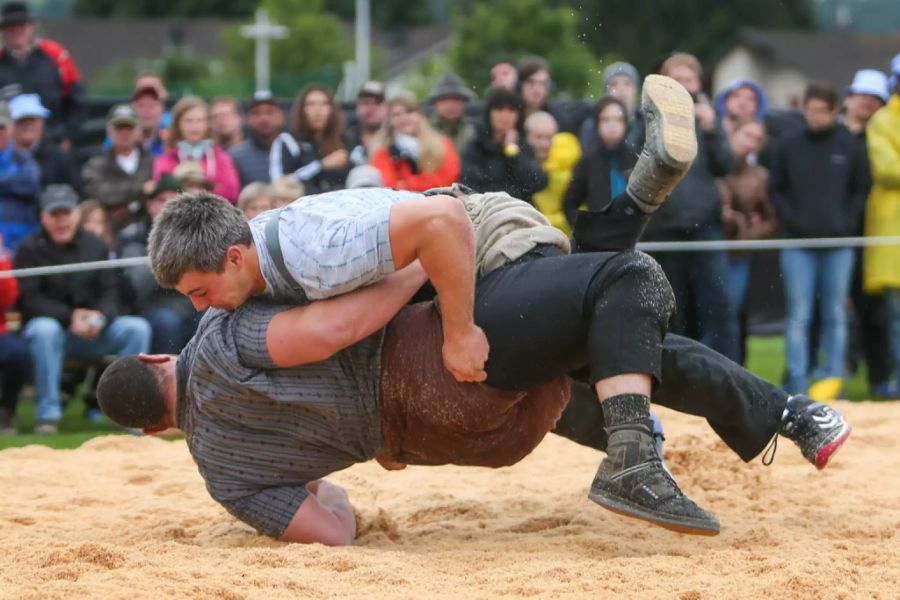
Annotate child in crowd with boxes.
[78,199,115,253]
[270,175,304,208]
[237,182,274,220]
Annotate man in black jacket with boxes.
[229,91,318,189]
[770,82,869,399]
[0,2,84,146]
[641,53,739,363]
[81,104,154,234]
[460,87,548,204]
[15,184,150,433]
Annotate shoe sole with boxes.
[642,74,698,168]
[588,489,720,536]
[815,423,851,470]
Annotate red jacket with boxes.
[371,137,460,192]
[0,253,18,334]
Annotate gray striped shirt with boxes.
[248,188,420,304]
[175,301,385,538]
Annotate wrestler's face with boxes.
[175,246,255,311]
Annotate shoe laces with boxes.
[761,434,778,466]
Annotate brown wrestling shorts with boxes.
[378,302,570,469]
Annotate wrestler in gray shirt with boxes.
[176,302,385,538]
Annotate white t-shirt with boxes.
[115,149,140,175]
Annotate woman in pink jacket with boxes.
[153,96,240,203]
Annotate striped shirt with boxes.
[175,300,385,538]
[248,188,421,304]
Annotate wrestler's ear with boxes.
[138,353,171,364]
[224,244,244,268]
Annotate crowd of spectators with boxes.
[1,0,900,435]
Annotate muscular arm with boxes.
[387,195,488,382]
[267,262,428,367]
[280,481,356,546]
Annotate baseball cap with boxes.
[847,69,889,104]
[248,90,280,109]
[9,93,50,121]
[149,173,182,197]
[40,184,79,213]
[357,80,386,101]
[0,2,32,28]
[131,84,162,102]
[107,103,138,127]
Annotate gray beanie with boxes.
[428,71,475,103]
[602,62,640,87]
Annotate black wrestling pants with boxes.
[488,202,786,462]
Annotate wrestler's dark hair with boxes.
[96,356,169,429]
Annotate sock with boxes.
[601,393,651,428]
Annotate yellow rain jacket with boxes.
[864,95,900,292]
[532,132,581,237]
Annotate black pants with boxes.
[553,206,785,462]
[477,249,674,389]
[554,335,786,462]
[850,249,891,386]
[0,333,31,416]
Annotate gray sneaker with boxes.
[589,422,720,536]
[626,74,698,213]
[33,422,59,435]
[779,395,851,469]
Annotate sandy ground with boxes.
[1,400,898,600]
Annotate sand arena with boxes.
[1,401,898,599]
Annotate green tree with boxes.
[449,0,602,98]
[325,0,437,31]
[222,0,350,96]
[565,0,814,76]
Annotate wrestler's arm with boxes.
[267,261,427,367]
[388,194,489,382]
[280,481,356,545]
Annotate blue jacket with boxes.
[0,145,42,251]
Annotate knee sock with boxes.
[601,393,651,428]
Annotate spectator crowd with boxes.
[1,0,900,435]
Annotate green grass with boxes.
[0,335,876,451]
[745,336,871,401]
[0,393,129,451]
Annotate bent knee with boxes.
[23,317,65,341]
[610,251,676,320]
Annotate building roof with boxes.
[37,18,453,86]
[40,18,234,84]
[732,28,900,86]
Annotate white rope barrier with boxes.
[0,256,149,279]
[636,235,900,252]
[3,236,900,279]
